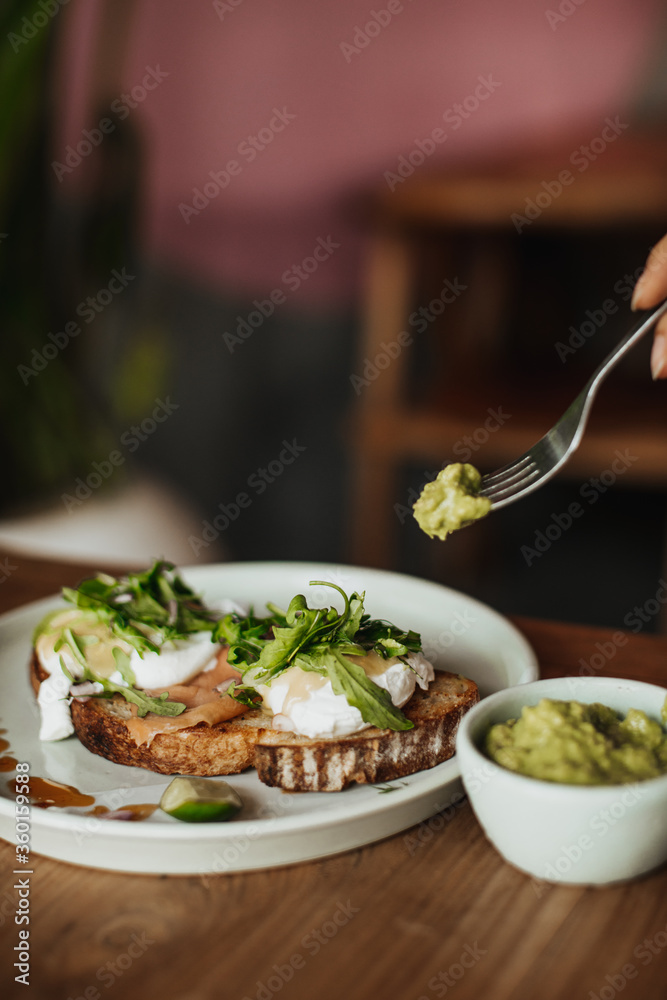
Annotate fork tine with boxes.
[482,463,541,501]
[481,453,534,488]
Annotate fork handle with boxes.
[585,299,667,396]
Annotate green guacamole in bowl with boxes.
[485,697,667,785]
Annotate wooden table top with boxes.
[2,551,667,1000]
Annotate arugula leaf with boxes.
[49,561,218,717]
[247,594,329,682]
[222,680,263,708]
[59,658,75,683]
[264,601,288,623]
[215,612,273,671]
[112,647,136,687]
[342,593,365,640]
[325,649,414,731]
[62,560,219,655]
[104,682,187,718]
[354,618,421,654]
[219,580,423,732]
[67,660,187,718]
[58,628,87,668]
[291,644,413,729]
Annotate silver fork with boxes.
[480,300,667,509]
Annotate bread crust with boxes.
[254,671,479,791]
[30,654,478,787]
[30,652,267,776]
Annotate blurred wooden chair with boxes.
[348,133,667,568]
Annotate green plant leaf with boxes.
[62,560,219,654]
[112,647,136,687]
[325,648,413,731]
[220,581,422,732]
[70,661,187,718]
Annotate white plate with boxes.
[0,561,537,874]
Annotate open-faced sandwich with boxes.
[31,562,479,791]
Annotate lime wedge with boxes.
[159,777,243,823]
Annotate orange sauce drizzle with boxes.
[1,720,156,820]
[124,803,158,821]
[0,731,17,772]
[84,802,157,821]
[10,776,96,809]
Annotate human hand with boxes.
[631,234,667,379]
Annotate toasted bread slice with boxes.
[30,652,268,776]
[30,655,478,787]
[69,697,269,776]
[253,671,479,791]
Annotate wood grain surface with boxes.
[1,550,667,1000]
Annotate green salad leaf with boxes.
[213,581,422,731]
[61,559,219,653]
[65,657,187,718]
[47,561,218,717]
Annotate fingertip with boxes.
[650,323,667,380]
[633,234,667,310]
[631,272,647,311]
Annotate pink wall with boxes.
[55,0,659,303]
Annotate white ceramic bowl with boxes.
[456,676,667,885]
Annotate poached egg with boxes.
[35,610,219,741]
[255,650,435,739]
